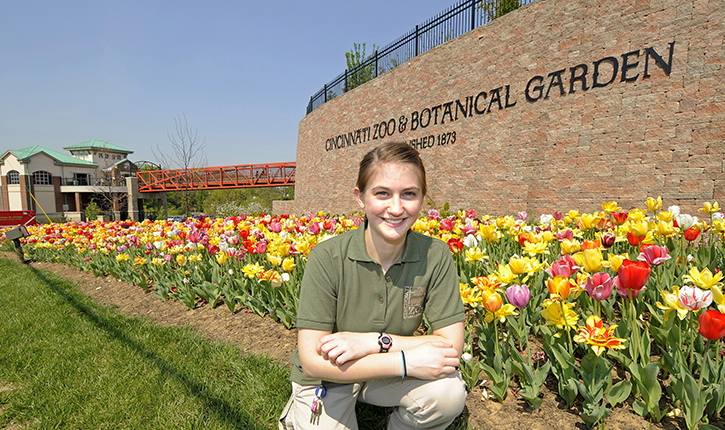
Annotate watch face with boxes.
[381,337,391,346]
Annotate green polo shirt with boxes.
[290,222,464,385]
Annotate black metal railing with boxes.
[306,0,534,115]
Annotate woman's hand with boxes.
[317,332,377,366]
[403,341,460,380]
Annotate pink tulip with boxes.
[584,272,614,301]
[546,255,581,278]
[505,284,531,308]
[555,229,574,241]
[637,245,672,266]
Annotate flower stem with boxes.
[629,298,641,366]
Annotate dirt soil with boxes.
[7,254,721,430]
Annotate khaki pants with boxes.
[279,372,466,430]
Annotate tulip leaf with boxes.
[579,400,610,427]
[607,380,631,407]
[632,399,647,417]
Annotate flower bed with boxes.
[2,200,724,429]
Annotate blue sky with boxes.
[1,1,453,167]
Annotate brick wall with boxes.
[292,0,725,217]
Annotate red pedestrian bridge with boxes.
[136,162,295,192]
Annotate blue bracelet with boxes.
[401,350,407,379]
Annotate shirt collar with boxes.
[347,219,423,264]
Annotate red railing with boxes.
[136,162,295,192]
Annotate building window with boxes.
[32,171,52,185]
[7,170,20,185]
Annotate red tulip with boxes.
[626,232,643,246]
[447,238,464,253]
[614,259,651,299]
[612,211,628,225]
[699,309,725,340]
[684,227,701,242]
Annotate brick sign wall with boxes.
[291,0,725,216]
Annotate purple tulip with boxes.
[584,272,614,301]
[505,284,531,308]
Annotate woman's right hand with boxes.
[403,341,460,380]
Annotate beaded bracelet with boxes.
[401,350,407,379]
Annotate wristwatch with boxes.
[378,332,392,353]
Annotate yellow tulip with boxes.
[711,285,725,314]
[604,253,628,272]
[268,253,283,267]
[116,253,130,262]
[601,201,621,214]
[508,255,532,275]
[523,241,550,256]
[493,263,517,285]
[464,247,486,263]
[579,213,604,231]
[656,286,689,321]
[541,230,555,243]
[628,208,647,222]
[577,247,604,273]
[282,257,296,272]
[628,220,649,237]
[657,210,675,222]
[683,267,724,290]
[176,254,187,266]
[243,263,264,279]
[460,283,481,308]
[646,196,662,212]
[216,253,228,265]
[484,303,518,323]
[540,299,579,331]
[495,216,515,230]
[700,201,720,215]
[479,223,501,243]
[560,239,581,255]
[655,220,676,237]
[713,219,725,234]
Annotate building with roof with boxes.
[0,140,139,222]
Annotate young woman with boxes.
[280,141,466,429]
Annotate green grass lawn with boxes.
[0,257,467,429]
[0,258,291,429]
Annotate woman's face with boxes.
[354,162,424,248]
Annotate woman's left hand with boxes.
[317,332,378,366]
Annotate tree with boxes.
[345,42,377,91]
[203,187,294,217]
[152,113,208,216]
[479,0,520,22]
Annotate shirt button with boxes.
[385,276,391,282]
[379,297,384,304]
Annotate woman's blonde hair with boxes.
[356,141,427,197]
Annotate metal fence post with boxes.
[415,25,419,56]
[471,0,476,31]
